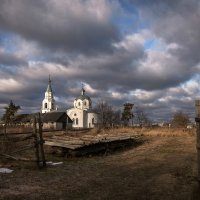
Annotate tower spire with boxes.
[81,83,85,95]
[41,75,55,113]
[46,75,52,92]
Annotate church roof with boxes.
[10,112,73,124]
[75,94,91,102]
[46,76,53,93]
[42,112,72,123]
[12,114,31,123]
[75,87,91,102]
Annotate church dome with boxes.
[74,87,92,110]
[75,94,91,102]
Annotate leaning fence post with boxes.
[33,116,40,167]
[38,113,46,167]
[195,100,200,182]
[32,113,46,168]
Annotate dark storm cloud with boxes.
[0,0,200,121]
[0,51,27,67]
[0,0,120,55]
[101,0,198,99]
[62,46,190,92]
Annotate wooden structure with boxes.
[45,134,134,149]
[195,100,200,182]
[42,112,72,130]
[0,113,46,168]
[33,113,46,168]
[45,134,141,156]
[9,112,73,131]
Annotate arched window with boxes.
[45,103,47,108]
[84,101,87,105]
[92,118,94,124]
[76,118,78,125]
[78,102,81,106]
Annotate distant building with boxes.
[41,76,56,113]
[67,87,98,128]
[39,77,73,130]
[42,112,72,130]
[40,77,98,129]
[11,112,72,130]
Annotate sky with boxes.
[0,0,200,122]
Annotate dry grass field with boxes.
[0,127,200,200]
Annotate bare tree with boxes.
[112,110,121,127]
[171,111,190,128]
[94,100,121,128]
[94,100,112,127]
[134,106,151,127]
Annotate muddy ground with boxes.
[0,130,200,200]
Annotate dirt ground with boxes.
[0,129,200,200]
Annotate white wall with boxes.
[87,113,98,128]
[67,108,84,128]
[74,99,91,110]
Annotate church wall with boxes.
[87,113,98,128]
[42,98,54,113]
[83,111,88,128]
[66,87,99,129]
[67,108,84,128]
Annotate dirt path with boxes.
[0,134,199,200]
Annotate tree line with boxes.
[1,100,192,129]
[94,100,151,128]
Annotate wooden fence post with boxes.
[33,116,40,167]
[32,113,46,168]
[38,113,46,167]
[195,100,200,182]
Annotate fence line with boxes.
[0,113,46,168]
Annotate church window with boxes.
[84,101,87,105]
[78,102,81,106]
[74,113,77,116]
[45,103,47,108]
[92,118,94,124]
[76,118,78,125]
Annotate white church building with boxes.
[41,77,98,129]
[41,77,56,113]
[67,87,98,128]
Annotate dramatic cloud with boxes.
[0,0,120,54]
[0,0,200,122]
[0,51,27,67]
[132,0,200,67]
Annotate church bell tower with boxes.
[41,76,56,113]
